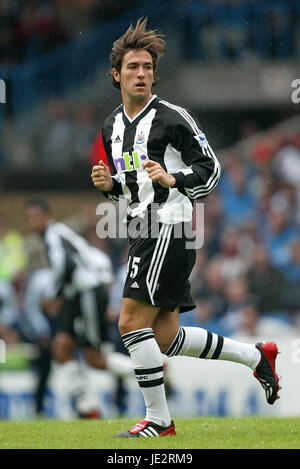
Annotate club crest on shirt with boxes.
[136,131,145,144]
[194,132,208,149]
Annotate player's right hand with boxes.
[91,161,113,192]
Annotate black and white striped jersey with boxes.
[101,95,221,224]
[43,220,113,298]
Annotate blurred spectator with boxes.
[219,152,257,225]
[251,136,275,169]
[247,242,286,314]
[197,192,224,259]
[212,226,248,280]
[260,202,299,269]
[39,99,74,172]
[191,259,227,321]
[230,303,297,339]
[72,104,97,170]
[281,238,300,283]
[279,239,300,316]
[221,276,256,335]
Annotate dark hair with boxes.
[109,17,166,89]
[24,198,51,213]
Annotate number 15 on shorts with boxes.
[127,256,141,279]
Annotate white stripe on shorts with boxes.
[146,224,173,305]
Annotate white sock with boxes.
[105,352,134,377]
[122,328,171,427]
[166,326,260,370]
[54,359,97,412]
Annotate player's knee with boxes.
[118,298,156,336]
[52,334,75,363]
[118,304,139,335]
[118,316,134,336]
[156,338,171,355]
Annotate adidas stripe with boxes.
[146,224,173,305]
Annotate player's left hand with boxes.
[143,160,176,188]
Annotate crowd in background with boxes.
[0,0,139,65]
[0,0,299,66]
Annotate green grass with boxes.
[0,417,299,449]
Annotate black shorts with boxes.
[53,285,109,348]
[123,220,196,313]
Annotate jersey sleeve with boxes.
[44,227,68,296]
[101,127,124,202]
[169,109,221,200]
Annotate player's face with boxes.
[25,206,49,233]
[113,49,154,103]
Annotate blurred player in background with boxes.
[24,268,64,416]
[24,199,133,418]
[91,18,281,437]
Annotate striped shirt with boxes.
[101,95,221,224]
[43,220,113,298]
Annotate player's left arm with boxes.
[168,111,221,200]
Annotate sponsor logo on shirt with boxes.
[113,152,148,172]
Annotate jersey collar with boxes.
[122,95,158,128]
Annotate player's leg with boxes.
[115,222,193,437]
[80,286,133,378]
[52,331,76,363]
[157,313,280,404]
[34,340,52,415]
[117,297,173,434]
[164,324,260,369]
[51,299,99,418]
[152,307,180,353]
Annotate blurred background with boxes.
[0,0,300,420]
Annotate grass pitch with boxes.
[0,417,299,449]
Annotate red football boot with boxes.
[114,419,176,438]
[78,409,101,419]
[253,342,281,405]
